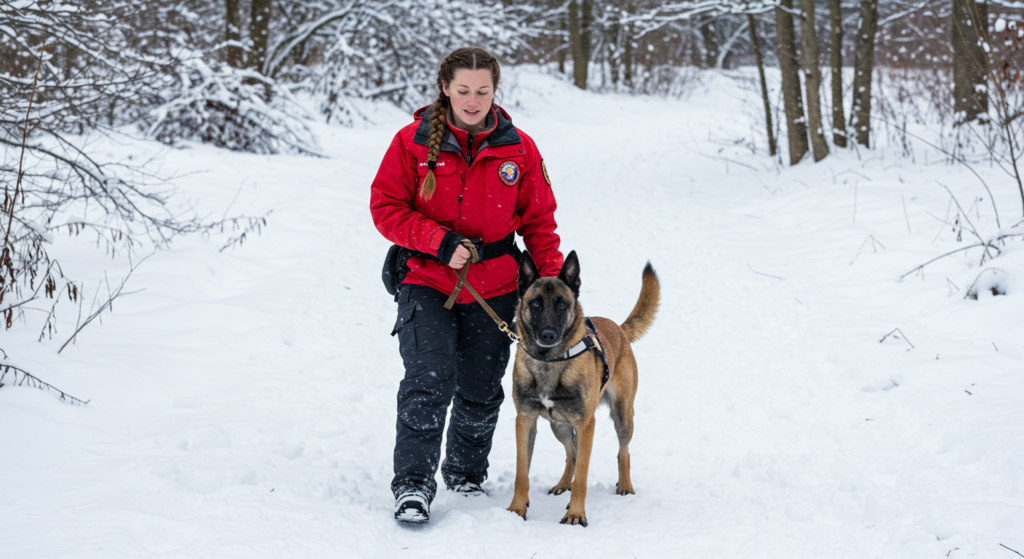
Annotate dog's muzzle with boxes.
[537,328,560,347]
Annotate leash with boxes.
[441,242,608,389]
[443,240,520,343]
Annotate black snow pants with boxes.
[390,283,517,502]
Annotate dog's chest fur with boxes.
[513,357,589,423]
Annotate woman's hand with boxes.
[437,231,475,270]
[448,244,472,269]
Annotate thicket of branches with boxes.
[1,1,269,400]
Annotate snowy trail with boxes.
[3,70,1023,558]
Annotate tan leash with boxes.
[439,243,605,384]
[443,239,520,343]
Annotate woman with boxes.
[370,47,563,523]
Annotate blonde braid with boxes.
[419,94,448,201]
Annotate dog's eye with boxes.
[557,301,567,310]
[530,300,541,310]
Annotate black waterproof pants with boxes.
[390,284,517,502]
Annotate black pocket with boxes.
[392,300,416,336]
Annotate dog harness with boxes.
[560,318,610,390]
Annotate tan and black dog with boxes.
[506,250,659,526]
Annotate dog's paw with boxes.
[548,485,571,496]
[506,501,529,520]
[560,511,588,527]
[615,482,635,495]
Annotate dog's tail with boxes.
[620,262,660,343]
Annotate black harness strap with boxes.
[583,318,610,391]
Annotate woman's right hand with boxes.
[448,244,472,269]
[437,231,473,269]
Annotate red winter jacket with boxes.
[371,105,562,303]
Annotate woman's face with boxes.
[443,68,495,134]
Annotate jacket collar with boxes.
[413,104,521,152]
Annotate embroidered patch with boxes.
[498,160,521,186]
[541,159,551,186]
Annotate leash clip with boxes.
[499,321,520,343]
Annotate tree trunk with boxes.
[801,0,829,161]
[829,0,847,147]
[624,27,633,86]
[558,14,567,74]
[850,0,878,147]
[249,0,272,74]
[610,22,621,85]
[749,15,777,157]
[699,20,719,68]
[582,0,593,63]
[225,0,243,68]
[569,0,587,89]
[776,0,809,165]
[952,0,989,122]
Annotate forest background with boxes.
[3,0,1024,354]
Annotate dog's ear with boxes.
[518,251,540,298]
[558,250,581,298]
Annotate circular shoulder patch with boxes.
[541,159,551,186]
[498,160,521,186]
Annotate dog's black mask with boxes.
[517,251,581,349]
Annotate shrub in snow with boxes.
[965,268,1008,299]
[147,56,320,156]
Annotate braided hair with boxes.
[419,47,501,201]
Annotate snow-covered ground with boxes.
[3,68,1023,558]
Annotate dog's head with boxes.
[516,250,583,353]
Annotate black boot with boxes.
[394,490,430,523]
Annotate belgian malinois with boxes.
[506,250,659,526]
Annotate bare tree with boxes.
[569,0,589,89]
[226,0,244,68]
[776,0,810,164]
[699,18,720,67]
[952,0,989,122]
[801,0,829,161]
[250,0,272,74]
[829,0,847,147]
[850,0,880,147]
[748,13,777,156]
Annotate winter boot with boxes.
[394,490,430,523]
[450,482,485,496]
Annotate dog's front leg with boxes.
[562,414,596,527]
[507,413,538,519]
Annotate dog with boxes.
[506,250,659,526]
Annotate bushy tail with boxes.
[620,262,660,343]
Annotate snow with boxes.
[2,67,1024,558]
